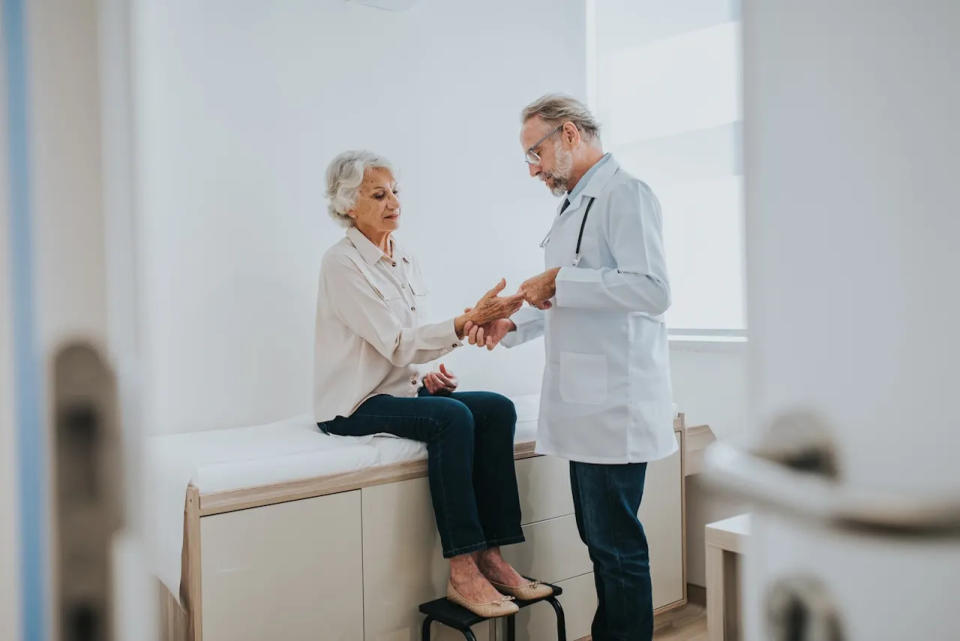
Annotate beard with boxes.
[541,143,574,197]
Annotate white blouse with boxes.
[314,226,462,423]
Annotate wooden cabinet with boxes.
[188,427,684,641]
[361,477,492,641]
[200,490,363,641]
[644,433,685,610]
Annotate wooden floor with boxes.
[577,603,707,641]
[653,603,708,641]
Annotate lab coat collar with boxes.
[346,226,404,265]
[562,154,621,212]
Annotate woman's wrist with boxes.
[454,314,469,338]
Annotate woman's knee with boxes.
[481,393,517,437]
[478,392,517,424]
[431,398,475,441]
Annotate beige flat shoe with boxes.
[446,580,519,618]
[489,578,554,601]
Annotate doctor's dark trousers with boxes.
[570,460,653,641]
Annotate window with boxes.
[591,0,745,332]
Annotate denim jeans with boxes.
[570,460,652,641]
[318,390,525,558]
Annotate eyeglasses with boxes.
[524,124,564,165]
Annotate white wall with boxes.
[132,0,586,434]
[669,344,747,440]
[669,342,748,586]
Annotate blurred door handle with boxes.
[703,412,960,537]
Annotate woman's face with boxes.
[349,167,400,236]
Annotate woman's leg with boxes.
[322,394,488,556]
[320,394,508,604]
[447,392,524,544]
[446,392,531,588]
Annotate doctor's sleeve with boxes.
[323,255,460,366]
[500,305,545,348]
[554,181,671,314]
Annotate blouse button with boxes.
[410,305,416,311]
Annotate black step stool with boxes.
[419,581,565,641]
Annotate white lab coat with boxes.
[503,156,677,464]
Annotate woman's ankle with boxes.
[449,553,481,580]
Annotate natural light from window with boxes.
[592,0,746,332]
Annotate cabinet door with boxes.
[641,433,684,610]
[201,490,363,641]
[362,478,492,641]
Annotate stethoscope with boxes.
[539,196,597,267]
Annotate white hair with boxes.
[521,94,602,146]
[325,150,394,227]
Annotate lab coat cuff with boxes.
[501,306,543,347]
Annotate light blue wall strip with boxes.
[3,0,47,639]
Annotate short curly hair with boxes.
[325,150,394,227]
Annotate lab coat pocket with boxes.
[559,352,608,405]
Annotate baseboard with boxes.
[687,583,706,606]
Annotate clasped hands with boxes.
[423,268,561,394]
[457,268,562,351]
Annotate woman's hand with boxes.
[423,363,458,395]
[466,279,524,326]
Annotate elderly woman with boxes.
[314,150,552,617]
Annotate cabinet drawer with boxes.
[501,514,591,584]
[516,455,575,524]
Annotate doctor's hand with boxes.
[423,363,458,395]
[519,267,561,309]
[463,317,516,350]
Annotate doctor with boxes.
[465,95,675,641]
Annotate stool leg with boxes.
[506,613,516,641]
[458,627,477,641]
[421,616,433,641]
[546,596,566,641]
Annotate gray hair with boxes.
[325,150,394,227]
[521,94,601,144]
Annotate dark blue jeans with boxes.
[318,390,524,558]
[570,460,652,641]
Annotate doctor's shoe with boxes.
[446,579,519,618]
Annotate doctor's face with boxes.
[348,167,401,236]
[522,116,573,197]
